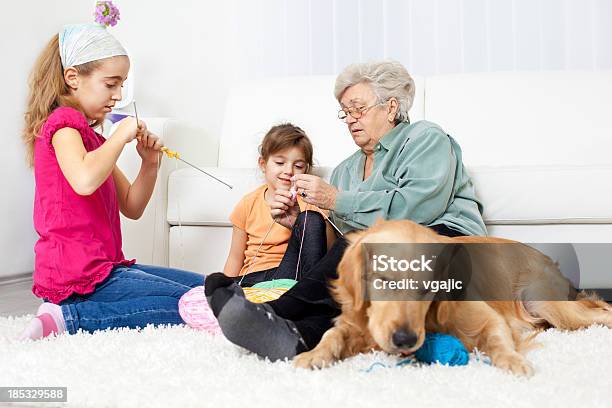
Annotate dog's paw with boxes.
[493,352,534,377]
[293,349,336,369]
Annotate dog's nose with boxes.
[392,328,418,349]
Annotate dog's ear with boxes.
[344,229,366,245]
[435,302,450,325]
[372,217,386,228]
[333,239,366,312]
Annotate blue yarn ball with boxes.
[414,333,469,366]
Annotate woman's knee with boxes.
[296,210,325,230]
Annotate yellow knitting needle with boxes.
[160,147,233,189]
[132,101,232,190]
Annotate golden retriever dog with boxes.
[293,220,612,376]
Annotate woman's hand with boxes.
[270,189,300,229]
[291,174,338,210]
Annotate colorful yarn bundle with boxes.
[179,279,298,335]
[243,279,297,303]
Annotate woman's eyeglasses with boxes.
[338,102,385,120]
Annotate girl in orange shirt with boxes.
[223,123,329,287]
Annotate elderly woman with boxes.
[204,60,486,361]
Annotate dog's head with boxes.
[332,220,445,355]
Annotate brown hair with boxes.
[259,123,314,172]
[22,34,103,167]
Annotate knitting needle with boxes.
[323,213,344,236]
[293,186,344,237]
[176,155,234,190]
[133,100,140,128]
[292,180,344,236]
[133,100,145,144]
[131,101,232,190]
[160,147,233,190]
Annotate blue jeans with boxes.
[59,264,205,334]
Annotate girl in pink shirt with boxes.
[19,24,203,340]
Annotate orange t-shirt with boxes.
[229,184,326,276]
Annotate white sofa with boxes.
[120,72,612,291]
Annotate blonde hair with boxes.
[334,60,416,124]
[22,34,103,167]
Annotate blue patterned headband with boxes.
[59,23,127,69]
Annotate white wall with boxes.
[110,0,241,137]
[2,0,611,278]
[0,1,91,279]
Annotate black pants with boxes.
[267,222,467,349]
[234,210,328,287]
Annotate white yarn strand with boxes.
[238,218,277,287]
[294,209,309,281]
[175,159,186,269]
[150,151,162,265]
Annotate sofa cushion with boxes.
[472,165,612,224]
[167,165,612,226]
[425,71,612,167]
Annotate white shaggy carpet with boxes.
[1,316,611,408]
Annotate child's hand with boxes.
[114,117,140,144]
[136,129,164,165]
[270,189,300,229]
[135,119,148,141]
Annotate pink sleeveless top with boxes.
[32,107,135,304]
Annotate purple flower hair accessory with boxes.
[94,1,121,27]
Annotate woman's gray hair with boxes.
[334,60,415,123]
